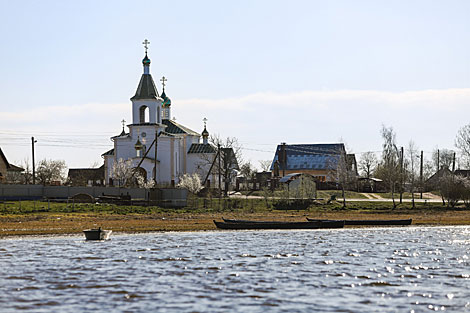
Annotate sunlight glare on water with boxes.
[1,226,470,312]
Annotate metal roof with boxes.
[131,74,159,100]
[162,119,200,136]
[271,143,345,171]
[188,143,216,154]
[101,148,114,156]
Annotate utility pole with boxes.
[420,150,423,199]
[437,149,440,172]
[31,137,37,185]
[399,146,404,204]
[218,143,221,198]
[154,130,158,185]
[281,142,287,177]
[452,152,456,173]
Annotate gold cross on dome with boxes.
[121,119,126,128]
[142,39,150,53]
[160,76,167,89]
[203,117,207,127]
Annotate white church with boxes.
[102,41,217,186]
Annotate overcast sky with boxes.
[0,0,469,169]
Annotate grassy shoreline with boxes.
[1,200,469,237]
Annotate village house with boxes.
[0,147,24,183]
[67,165,105,186]
[270,143,357,184]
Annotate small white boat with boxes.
[83,227,112,240]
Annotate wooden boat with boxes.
[223,218,285,223]
[83,227,112,240]
[306,218,412,226]
[214,220,344,230]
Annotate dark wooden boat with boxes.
[306,218,412,226]
[214,220,344,230]
[223,218,285,223]
[83,227,112,240]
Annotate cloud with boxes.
[1,88,469,168]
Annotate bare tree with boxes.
[432,148,454,171]
[5,158,31,184]
[259,160,272,172]
[36,159,67,185]
[203,135,242,196]
[375,125,400,208]
[358,151,378,178]
[327,148,354,208]
[456,124,470,168]
[406,141,419,208]
[239,161,256,190]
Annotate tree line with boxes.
[357,123,470,208]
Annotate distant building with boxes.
[455,169,470,178]
[0,147,24,183]
[270,143,357,183]
[425,167,452,191]
[67,165,105,186]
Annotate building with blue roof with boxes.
[271,143,357,183]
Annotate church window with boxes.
[139,106,149,123]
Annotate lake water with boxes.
[1,227,470,312]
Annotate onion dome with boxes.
[202,126,209,137]
[134,137,143,150]
[161,90,172,107]
[142,53,151,66]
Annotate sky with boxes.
[0,0,469,170]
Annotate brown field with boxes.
[1,207,470,237]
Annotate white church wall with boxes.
[132,99,163,124]
[154,137,175,184]
[186,153,215,180]
[185,135,200,151]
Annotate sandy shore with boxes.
[1,209,470,237]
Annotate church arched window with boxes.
[139,106,149,123]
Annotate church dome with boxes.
[142,54,151,66]
[202,126,209,137]
[161,90,172,107]
[134,137,143,150]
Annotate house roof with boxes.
[130,74,159,100]
[0,147,9,168]
[455,169,470,177]
[188,143,216,154]
[162,119,200,136]
[68,165,105,179]
[0,147,24,171]
[7,164,24,172]
[101,148,115,156]
[426,167,452,185]
[221,147,240,170]
[271,143,345,171]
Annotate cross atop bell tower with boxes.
[142,39,150,54]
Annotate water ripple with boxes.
[1,226,470,312]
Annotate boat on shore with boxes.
[306,218,412,226]
[214,220,344,230]
[83,227,112,240]
[223,218,285,223]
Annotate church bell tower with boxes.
[130,39,163,125]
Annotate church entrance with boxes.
[133,167,147,181]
